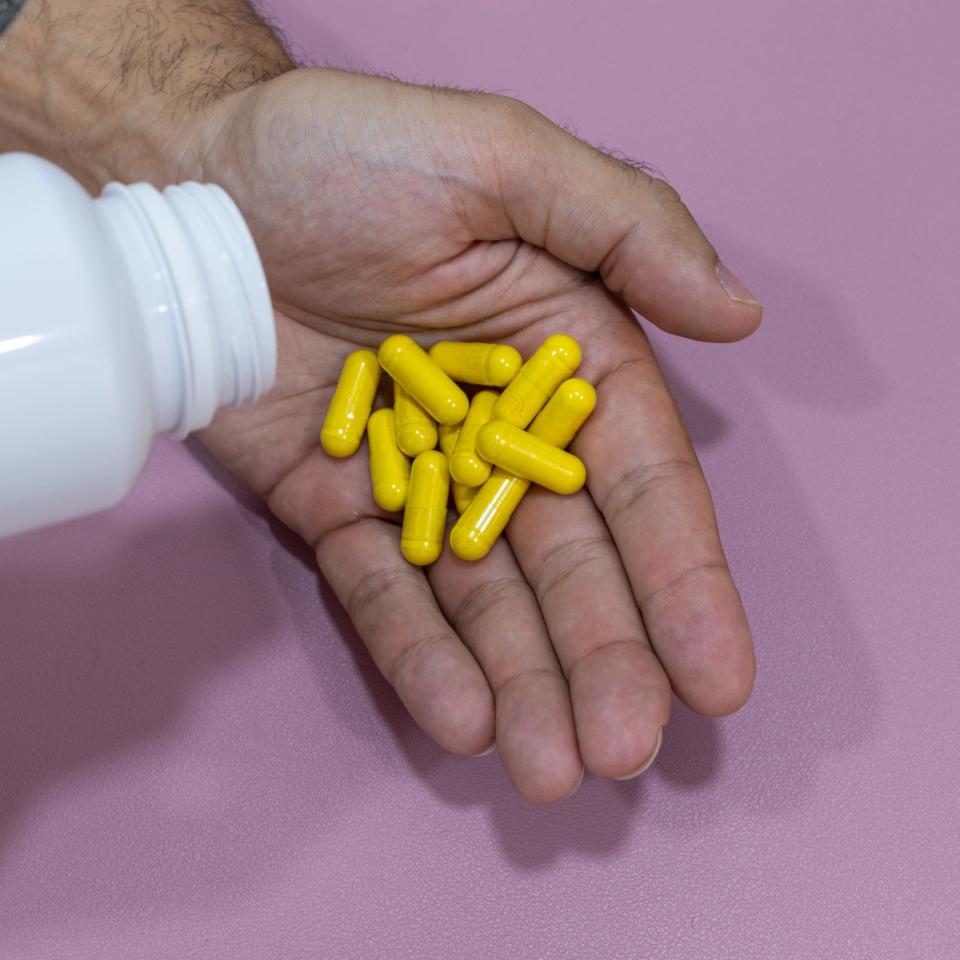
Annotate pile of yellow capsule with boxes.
[321,334,596,566]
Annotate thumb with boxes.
[474,96,761,343]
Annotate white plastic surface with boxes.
[0,153,276,539]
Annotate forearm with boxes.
[0,0,293,190]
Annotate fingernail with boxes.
[716,261,760,306]
[614,727,663,781]
[471,743,496,757]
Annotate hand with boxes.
[0,0,760,802]
[188,68,761,801]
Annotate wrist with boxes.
[0,0,293,190]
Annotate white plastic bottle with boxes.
[0,152,276,539]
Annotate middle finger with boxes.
[429,525,583,804]
[507,486,671,779]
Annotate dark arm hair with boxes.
[0,0,292,187]
[0,0,26,34]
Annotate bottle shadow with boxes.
[0,490,281,877]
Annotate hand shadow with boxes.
[713,234,888,412]
[644,237,884,830]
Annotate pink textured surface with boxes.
[2,1,959,956]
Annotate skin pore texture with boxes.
[0,0,761,803]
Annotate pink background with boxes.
[2,0,959,956]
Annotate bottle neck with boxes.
[94,179,276,438]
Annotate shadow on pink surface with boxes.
[648,240,884,823]
[0,504,283,873]
[709,235,887,412]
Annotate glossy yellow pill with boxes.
[477,420,585,494]
[451,481,478,514]
[449,469,530,561]
[529,378,597,447]
[437,421,461,459]
[450,377,596,560]
[394,381,438,456]
[379,335,469,425]
[321,349,380,457]
[442,421,477,512]
[401,450,451,566]
[429,341,522,387]
[450,390,498,487]
[367,409,410,512]
[492,334,581,428]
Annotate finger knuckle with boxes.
[640,560,729,609]
[600,458,701,529]
[647,176,684,207]
[486,92,536,123]
[531,534,611,605]
[386,631,451,689]
[345,565,419,627]
[451,576,530,636]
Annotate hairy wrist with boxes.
[0,0,293,189]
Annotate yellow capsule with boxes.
[378,335,468,425]
[450,469,530,561]
[401,450,451,566]
[492,334,581,428]
[450,390,498,487]
[437,421,461,459]
[321,349,380,457]
[477,420,585,494]
[394,381,438,456]
[367,409,410,512]
[528,378,597,447]
[451,481,478,514]
[450,377,597,561]
[429,341,522,387]
[441,418,478,511]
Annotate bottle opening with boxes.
[98,179,276,438]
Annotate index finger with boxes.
[572,303,756,716]
[316,515,495,754]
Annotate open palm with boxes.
[193,68,760,802]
